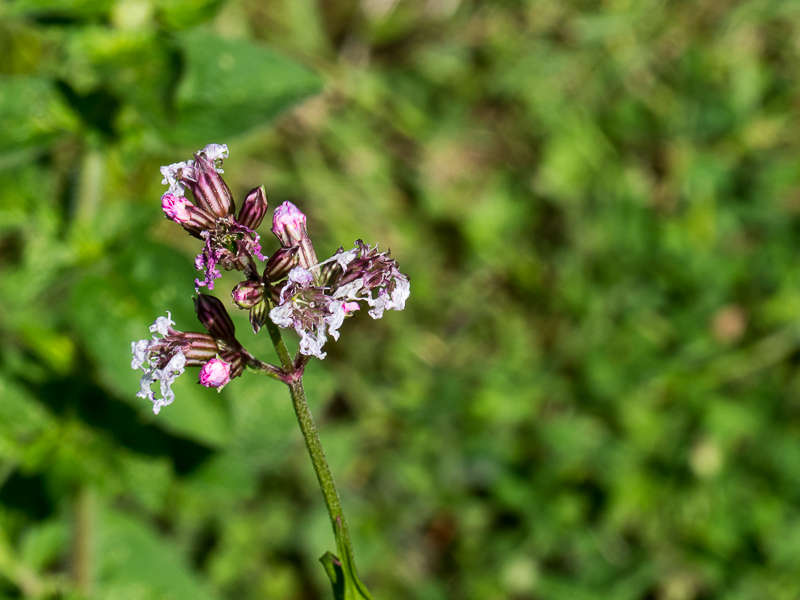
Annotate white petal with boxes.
[202,143,229,167]
[131,339,151,369]
[324,301,346,341]
[150,312,174,336]
[288,266,314,287]
[269,303,295,328]
[298,328,327,359]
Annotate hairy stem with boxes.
[261,316,358,567]
[286,378,356,559]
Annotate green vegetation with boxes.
[3,0,800,598]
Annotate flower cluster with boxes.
[267,239,410,359]
[131,295,246,413]
[132,143,409,411]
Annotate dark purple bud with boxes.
[249,300,268,334]
[194,293,237,344]
[237,186,268,230]
[263,246,299,282]
[199,358,231,388]
[231,281,265,309]
[186,151,235,219]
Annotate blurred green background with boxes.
[2,0,800,598]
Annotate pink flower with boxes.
[162,193,193,224]
[271,201,307,246]
[199,358,231,388]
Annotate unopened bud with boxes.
[231,281,265,308]
[271,201,318,270]
[237,186,268,230]
[249,300,269,334]
[199,358,231,388]
[162,193,215,237]
[186,151,235,218]
[194,294,237,344]
[263,246,299,282]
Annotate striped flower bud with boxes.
[187,150,235,218]
[263,246,299,283]
[237,186,268,230]
[194,293,238,344]
[160,144,234,219]
[249,299,269,334]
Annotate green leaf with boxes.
[319,518,372,600]
[168,31,323,144]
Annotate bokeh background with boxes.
[3,0,800,598]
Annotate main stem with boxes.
[262,315,356,559]
[287,378,356,559]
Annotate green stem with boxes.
[260,315,358,568]
[286,378,356,559]
[263,312,294,370]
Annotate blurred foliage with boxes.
[2,0,800,599]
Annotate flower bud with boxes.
[272,201,318,271]
[231,281,265,308]
[186,150,235,218]
[237,186,268,230]
[199,358,231,388]
[249,300,269,334]
[263,246,299,283]
[162,194,216,238]
[194,293,237,344]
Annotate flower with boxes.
[131,312,219,414]
[161,144,233,217]
[159,145,269,291]
[272,201,318,271]
[268,241,410,359]
[199,358,232,388]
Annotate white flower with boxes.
[131,313,188,414]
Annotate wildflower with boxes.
[199,358,232,389]
[193,215,266,291]
[131,312,219,414]
[161,144,233,218]
[237,186,269,230]
[161,193,216,237]
[272,201,318,271]
[232,280,266,308]
[160,145,265,290]
[268,239,410,358]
